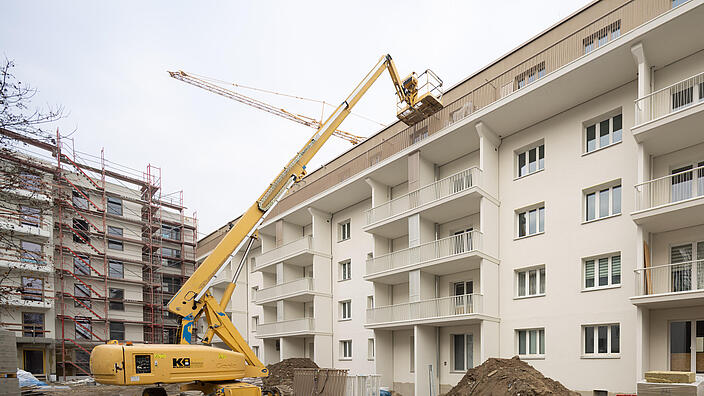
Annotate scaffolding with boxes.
[0,127,197,379]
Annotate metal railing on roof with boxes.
[268,0,683,219]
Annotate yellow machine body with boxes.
[90,342,262,385]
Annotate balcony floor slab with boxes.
[631,195,704,233]
[633,99,704,156]
[630,289,704,309]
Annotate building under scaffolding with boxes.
[0,128,197,379]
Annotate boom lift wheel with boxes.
[143,387,168,396]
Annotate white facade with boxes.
[198,1,704,394]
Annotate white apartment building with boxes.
[198,0,704,394]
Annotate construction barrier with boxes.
[345,375,381,396]
[293,368,348,396]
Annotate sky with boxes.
[2,0,591,237]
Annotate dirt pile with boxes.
[263,357,318,395]
[445,356,579,396]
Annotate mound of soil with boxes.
[263,357,319,393]
[445,356,579,396]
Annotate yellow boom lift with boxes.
[90,55,442,396]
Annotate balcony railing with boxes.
[634,260,704,296]
[255,278,314,303]
[635,165,704,210]
[366,230,482,276]
[365,167,481,225]
[256,235,313,270]
[635,71,704,126]
[256,317,315,336]
[267,0,684,220]
[366,293,483,325]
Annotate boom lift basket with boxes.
[396,69,444,126]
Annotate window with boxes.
[340,300,351,320]
[339,220,351,241]
[251,286,258,300]
[161,247,181,258]
[367,295,374,309]
[585,183,621,221]
[515,62,545,90]
[109,288,124,311]
[22,312,44,337]
[74,254,90,275]
[411,127,428,144]
[74,283,91,308]
[107,196,122,216]
[516,267,546,297]
[20,172,42,192]
[162,276,181,294]
[108,260,123,278]
[452,334,474,371]
[339,260,351,281]
[585,113,622,153]
[110,322,125,341]
[584,254,621,289]
[72,218,90,243]
[368,338,375,360]
[72,189,89,210]
[161,224,181,240]
[340,340,352,359]
[19,206,41,227]
[108,226,124,251]
[517,328,545,357]
[583,21,621,54]
[673,0,690,7]
[21,277,43,301]
[517,143,545,178]
[583,324,620,356]
[253,346,259,358]
[517,206,545,238]
[75,317,92,339]
[20,240,42,264]
[252,316,259,332]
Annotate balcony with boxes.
[366,293,487,329]
[633,165,704,232]
[255,317,316,338]
[0,252,52,273]
[364,168,485,238]
[631,260,704,307]
[255,235,320,272]
[0,210,51,239]
[365,230,488,284]
[254,278,315,305]
[633,71,704,156]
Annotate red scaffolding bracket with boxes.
[59,153,103,190]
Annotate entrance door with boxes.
[23,349,44,374]
[670,320,704,373]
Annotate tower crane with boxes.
[168,70,366,144]
[90,54,442,396]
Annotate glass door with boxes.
[670,321,691,371]
[697,320,703,374]
[671,244,693,292]
[671,165,693,202]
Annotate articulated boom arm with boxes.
[166,54,440,372]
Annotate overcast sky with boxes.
[2,0,590,237]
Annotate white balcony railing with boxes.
[256,235,313,270]
[256,317,315,336]
[366,293,483,325]
[635,71,704,126]
[365,167,481,225]
[254,278,314,303]
[634,260,704,296]
[634,165,704,211]
[366,230,482,276]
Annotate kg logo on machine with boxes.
[172,357,191,368]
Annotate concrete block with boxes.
[644,370,696,384]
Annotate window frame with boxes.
[515,265,546,298]
[515,141,545,179]
[516,204,545,239]
[339,259,351,281]
[20,240,43,264]
[108,260,124,279]
[21,276,44,301]
[340,339,352,360]
[516,328,545,359]
[368,338,375,360]
[106,196,123,216]
[109,322,125,341]
[582,323,620,358]
[109,287,125,311]
[583,112,623,154]
[339,220,351,242]
[19,206,41,227]
[339,300,352,321]
[583,181,622,223]
[451,333,474,372]
[583,253,621,291]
